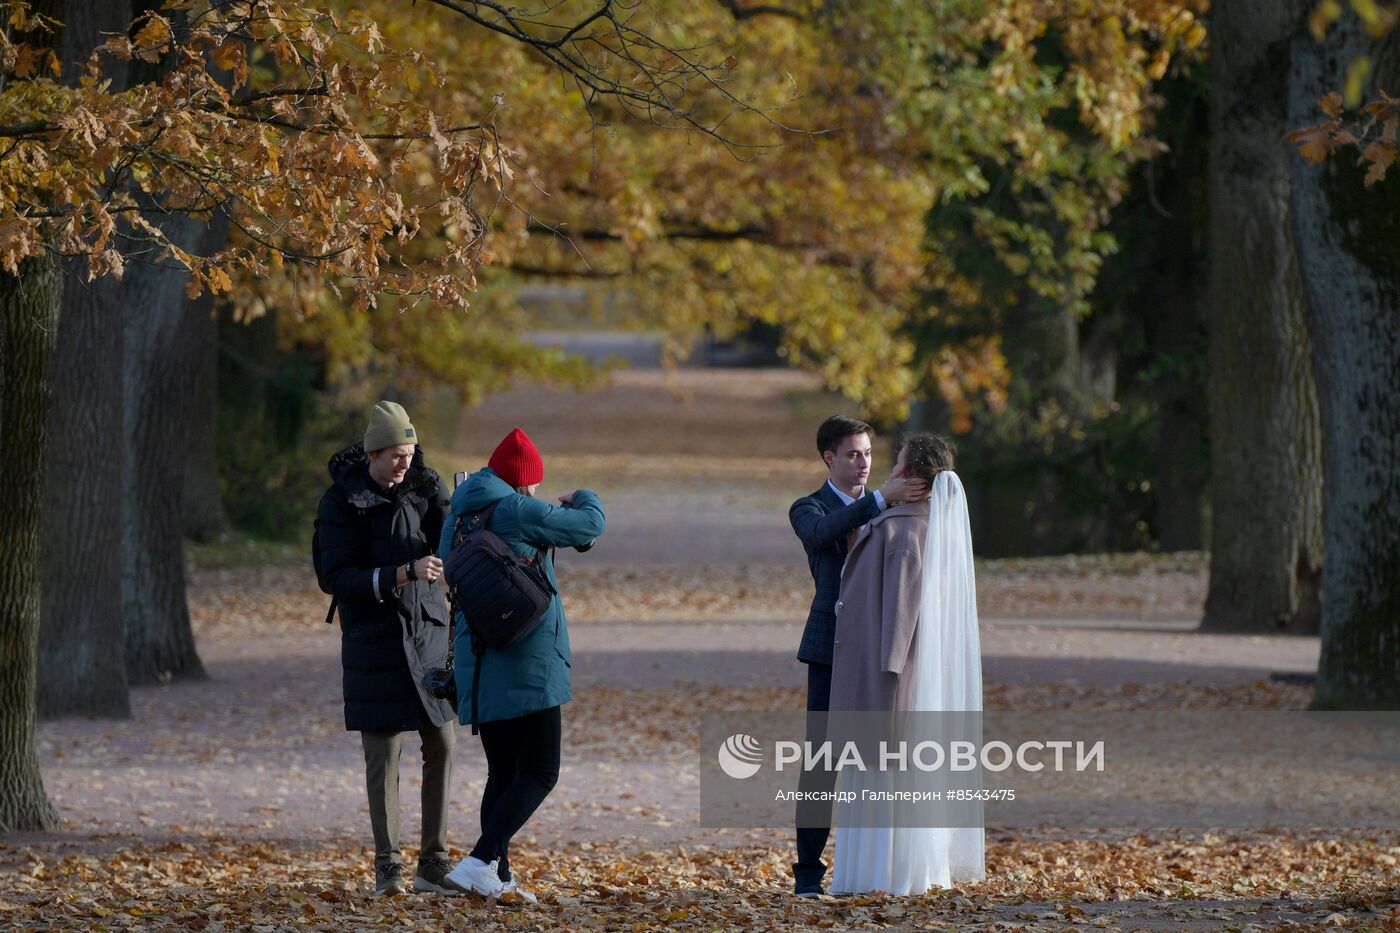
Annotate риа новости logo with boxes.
[717,733,764,779]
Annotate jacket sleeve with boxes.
[789,493,882,551]
[316,490,395,606]
[880,545,923,675]
[516,489,606,550]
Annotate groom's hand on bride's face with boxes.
[879,475,930,504]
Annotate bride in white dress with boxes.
[827,434,984,895]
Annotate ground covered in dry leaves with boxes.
[9,586,1396,932]
[4,827,1398,930]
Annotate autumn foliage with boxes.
[0,0,1217,420]
[0,1,523,310]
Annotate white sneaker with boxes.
[499,879,538,904]
[444,856,504,897]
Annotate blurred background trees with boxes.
[3,0,1395,827]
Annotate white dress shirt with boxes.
[826,479,886,513]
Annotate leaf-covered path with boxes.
[13,555,1391,929]
[8,371,1396,929]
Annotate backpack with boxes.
[443,497,556,729]
[312,500,368,625]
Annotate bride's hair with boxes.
[899,432,956,481]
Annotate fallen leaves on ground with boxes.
[23,552,1357,930]
[2,832,1396,931]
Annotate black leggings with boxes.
[470,705,561,880]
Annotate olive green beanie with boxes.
[363,400,418,452]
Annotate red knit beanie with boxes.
[489,427,544,486]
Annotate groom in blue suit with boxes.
[788,415,929,897]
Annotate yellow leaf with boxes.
[1344,56,1371,108]
[210,267,233,294]
[1146,50,1169,81]
[1310,0,1344,40]
[1350,0,1383,27]
[133,14,171,64]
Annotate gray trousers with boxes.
[361,716,455,868]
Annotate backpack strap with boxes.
[458,497,543,566]
[465,498,503,533]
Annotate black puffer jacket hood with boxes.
[327,443,438,508]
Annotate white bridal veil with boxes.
[832,470,985,895]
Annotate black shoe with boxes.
[375,862,408,897]
[413,856,467,895]
[793,866,826,898]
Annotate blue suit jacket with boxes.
[789,483,883,666]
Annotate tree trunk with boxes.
[120,3,209,685]
[1201,0,1323,634]
[36,0,134,722]
[122,215,209,685]
[182,213,232,543]
[38,270,131,719]
[1290,19,1400,708]
[0,257,64,831]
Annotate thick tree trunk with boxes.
[182,213,232,543]
[0,257,64,831]
[1202,0,1323,634]
[120,3,210,685]
[36,0,134,722]
[1290,20,1400,708]
[122,215,209,685]
[38,270,130,719]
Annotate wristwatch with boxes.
[404,561,417,581]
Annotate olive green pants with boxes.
[361,715,454,868]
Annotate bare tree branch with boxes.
[714,0,806,22]
[525,219,769,242]
[415,0,796,148]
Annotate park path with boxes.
[14,366,1381,933]
[28,368,1320,851]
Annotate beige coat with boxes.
[829,500,929,712]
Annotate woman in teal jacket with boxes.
[437,428,604,900]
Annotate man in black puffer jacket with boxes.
[315,400,460,897]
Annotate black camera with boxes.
[421,667,457,707]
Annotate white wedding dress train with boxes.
[831,471,985,895]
